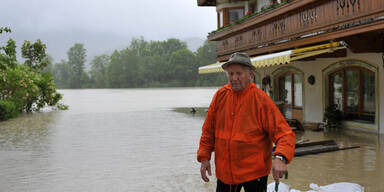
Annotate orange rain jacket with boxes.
[197,83,296,184]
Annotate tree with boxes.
[67,43,86,88]
[163,38,188,55]
[49,38,225,88]
[168,48,197,86]
[0,28,65,117]
[195,40,227,86]
[130,37,149,57]
[89,54,110,88]
[0,39,17,69]
[107,49,141,88]
[42,55,54,74]
[52,60,71,88]
[21,39,50,70]
[0,27,11,34]
[196,40,216,65]
[146,38,187,57]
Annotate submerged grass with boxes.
[172,107,208,118]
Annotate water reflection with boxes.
[0,88,219,192]
[0,112,56,151]
[284,130,384,191]
[0,111,59,192]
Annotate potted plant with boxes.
[323,104,343,130]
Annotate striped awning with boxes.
[198,62,225,74]
[198,41,346,74]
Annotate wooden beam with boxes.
[198,0,216,6]
[294,139,360,157]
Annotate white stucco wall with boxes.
[254,49,383,133]
[294,59,324,123]
[256,0,271,11]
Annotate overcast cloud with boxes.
[0,0,216,63]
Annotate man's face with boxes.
[225,64,252,92]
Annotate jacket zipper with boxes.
[228,92,238,184]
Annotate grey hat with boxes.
[221,52,255,70]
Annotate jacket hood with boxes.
[224,82,256,93]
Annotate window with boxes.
[278,72,302,107]
[251,3,257,13]
[329,67,375,123]
[277,72,303,120]
[228,8,244,24]
[217,7,244,28]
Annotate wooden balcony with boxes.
[208,0,384,61]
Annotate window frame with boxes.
[249,1,257,13]
[227,6,245,24]
[217,10,224,28]
[217,6,245,28]
[278,71,303,109]
[328,66,375,121]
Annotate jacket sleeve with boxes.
[197,91,218,162]
[261,94,296,163]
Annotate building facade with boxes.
[197,0,384,133]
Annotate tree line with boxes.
[1,28,226,121]
[50,38,227,88]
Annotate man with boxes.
[197,52,296,192]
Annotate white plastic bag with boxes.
[307,182,364,192]
[267,182,290,192]
[267,181,364,192]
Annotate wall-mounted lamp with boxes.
[308,75,315,85]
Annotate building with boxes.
[197,0,384,133]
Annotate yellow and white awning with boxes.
[198,41,346,74]
[198,62,225,74]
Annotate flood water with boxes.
[0,88,383,192]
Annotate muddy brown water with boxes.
[0,88,383,191]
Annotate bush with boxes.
[0,100,18,121]
[1,29,66,120]
[0,65,64,113]
[0,65,40,112]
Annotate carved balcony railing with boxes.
[209,0,384,61]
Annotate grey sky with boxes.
[0,0,216,63]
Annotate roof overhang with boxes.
[197,0,216,6]
[198,42,346,74]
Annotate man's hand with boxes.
[272,158,287,184]
[200,160,212,182]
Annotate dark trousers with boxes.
[216,176,268,192]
